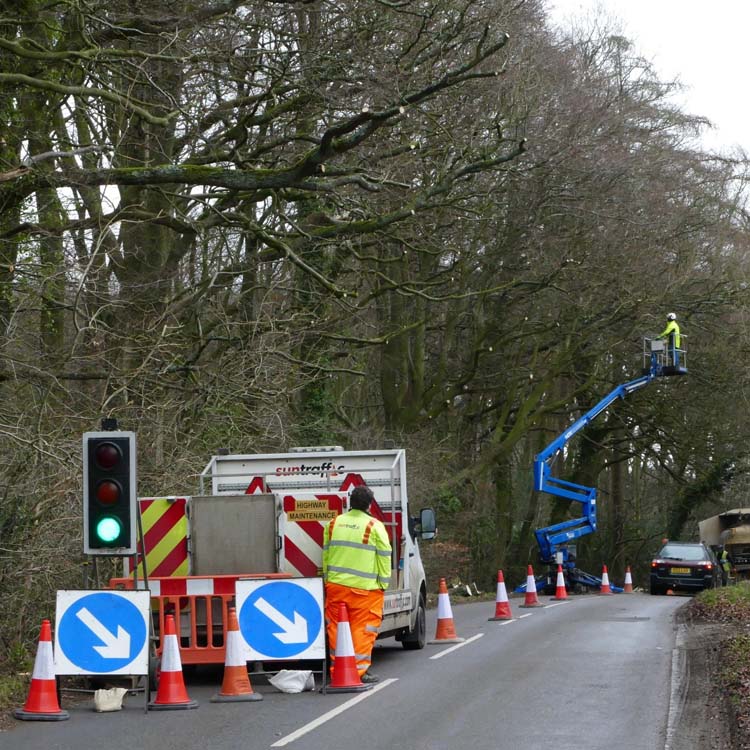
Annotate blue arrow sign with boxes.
[57,591,148,674]
[238,579,324,660]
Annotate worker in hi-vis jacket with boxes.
[323,484,391,683]
[658,312,681,366]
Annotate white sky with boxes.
[546,0,749,155]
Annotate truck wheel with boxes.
[148,656,161,691]
[402,595,426,650]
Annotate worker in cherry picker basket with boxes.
[658,312,681,366]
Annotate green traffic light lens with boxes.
[95,516,122,544]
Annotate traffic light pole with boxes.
[81,424,151,710]
[133,503,153,709]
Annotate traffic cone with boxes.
[149,614,198,710]
[488,570,513,621]
[14,620,69,721]
[552,565,568,600]
[599,565,614,595]
[520,565,542,607]
[211,607,262,703]
[428,578,464,643]
[326,603,372,693]
[623,566,634,594]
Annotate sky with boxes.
[545,0,749,155]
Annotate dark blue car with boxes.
[650,541,721,595]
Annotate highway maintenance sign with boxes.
[54,590,150,675]
[236,577,325,661]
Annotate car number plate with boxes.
[670,567,690,575]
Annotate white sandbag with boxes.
[268,670,315,694]
[94,687,128,712]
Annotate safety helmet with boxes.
[666,312,676,320]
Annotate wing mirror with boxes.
[416,507,437,540]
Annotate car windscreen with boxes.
[659,545,707,561]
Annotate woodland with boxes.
[1,0,750,668]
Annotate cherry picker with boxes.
[526,334,687,593]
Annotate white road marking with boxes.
[544,602,569,609]
[428,632,484,659]
[499,612,534,625]
[271,678,398,747]
[664,623,687,750]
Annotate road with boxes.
[4,593,688,750]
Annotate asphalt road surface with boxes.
[4,593,687,750]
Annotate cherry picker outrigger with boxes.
[523,334,687,593]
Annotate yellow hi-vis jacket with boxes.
[720,550,731,573]
[323,509,392,591]
[659,320,681,348]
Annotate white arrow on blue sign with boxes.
[237,578,325,661]
[55,590,150,675]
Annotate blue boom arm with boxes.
[533,370,656,563]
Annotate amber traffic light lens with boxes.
[96,480,120,505]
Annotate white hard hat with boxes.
[667,312,676,320]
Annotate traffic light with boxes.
[83,431,137,555]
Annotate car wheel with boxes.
[650,584,661,596]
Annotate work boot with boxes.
[359,671,379,684]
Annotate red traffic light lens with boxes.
[96,480,121,505]
[94,442,121,470]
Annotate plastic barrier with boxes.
[110,573,291,666]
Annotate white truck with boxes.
[114,446,436,667]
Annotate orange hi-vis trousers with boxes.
[325,582,385,676]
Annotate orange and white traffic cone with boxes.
[14,620,69,721]
[428,578,465,643]
[149,614,198,710]
[211,607,262,703]
[623,566,634,593]
[552,565,568,601]
[520,565,542,607]
[326,603,372,693]
[488,570,513,621]
[599,565,614,595]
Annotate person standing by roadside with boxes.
[718,545,732,586]
[322,485,392,683]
